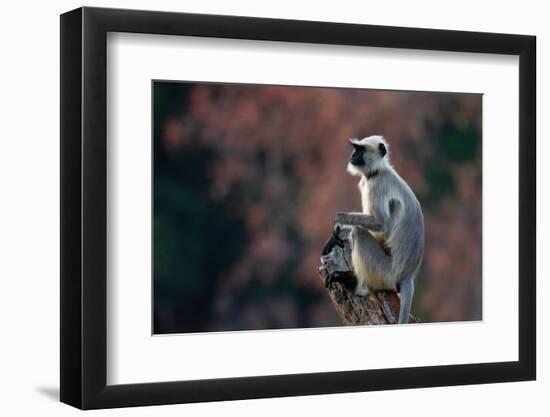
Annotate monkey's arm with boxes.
[334,212,383,232]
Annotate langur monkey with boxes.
[324,136,424,324]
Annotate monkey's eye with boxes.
[352,144,365,152]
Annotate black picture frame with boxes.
[60,6,536,410]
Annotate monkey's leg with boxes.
[352,227,394,293]
[325,270,357,291]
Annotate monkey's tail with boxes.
[398,277,414,324]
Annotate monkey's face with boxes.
[350,143,367,167]
[347,137,388,176]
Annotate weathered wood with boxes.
[318,226,417,325]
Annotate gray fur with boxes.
[339,135,424,324]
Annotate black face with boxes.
[350,144,366,166]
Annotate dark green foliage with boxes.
[154,172,246,333]
[153,83,246,334]
[421,123,481,205]
[438,123,479,163]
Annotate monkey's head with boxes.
[347,135,389,177]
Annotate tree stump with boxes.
[318,227,417,325]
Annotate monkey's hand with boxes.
[321,225,345,256]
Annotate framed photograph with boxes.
[60,6,536,409]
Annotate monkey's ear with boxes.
[378,143,387,157]
[350,139,364,151]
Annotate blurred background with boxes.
[153,81,482,334]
